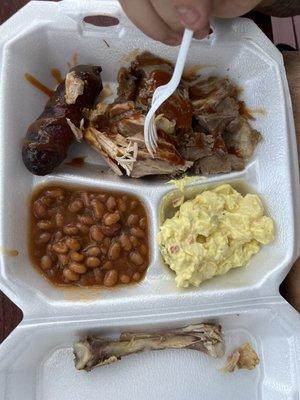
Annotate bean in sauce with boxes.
[29,185,149,288]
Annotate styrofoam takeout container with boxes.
[0,1,299,398]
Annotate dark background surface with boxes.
[0,1,278,344]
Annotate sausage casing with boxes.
[22,65,103,175]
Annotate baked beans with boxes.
[29,185,149,288]
[84,246,101,257]
[103,269,118,287]
[70,251,84,262]
[86,257,101,268]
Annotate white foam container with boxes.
[0,1,299,399]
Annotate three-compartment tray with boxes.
[0,1,300,399]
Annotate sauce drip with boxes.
[213,136,227,152]
[149,70,172,91]
[66,157,86,167]
[239,101,255,121]
[228,147,243,158]
[157,131,185,165]
[51,68,64,84]
[148,70,193,132]
[68,52,78,69]
[0,247,19,257]
[159,96,193,132]
[25,73,54,97]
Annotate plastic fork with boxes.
[144,29,193,156]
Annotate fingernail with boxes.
[164,37,181,46]
[193,25,210,40]
[175,6,200,27]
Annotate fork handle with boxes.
[170,29,193,87]
[152,28,193,105]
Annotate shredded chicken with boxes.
[115,141,138,176]
[85,103,109,122]
[73,323,225,371]
[66,118,84,141]
[85,127,191,178]
[85,127,138,176]
[221,342,260,373]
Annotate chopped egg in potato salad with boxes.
[158,184,274,288]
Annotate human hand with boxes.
[118,0,263,45]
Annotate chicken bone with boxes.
[74,323,225,371]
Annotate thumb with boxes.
[173,0,211,32]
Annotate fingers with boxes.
[119,0,260,45]
[119,0,182,45]
[173,0,211,32]
[151,0,184,33]
[193,22,211,39]
[151,0,211,38]
[211,0,262,18]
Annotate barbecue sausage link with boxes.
[22,65,103,176]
